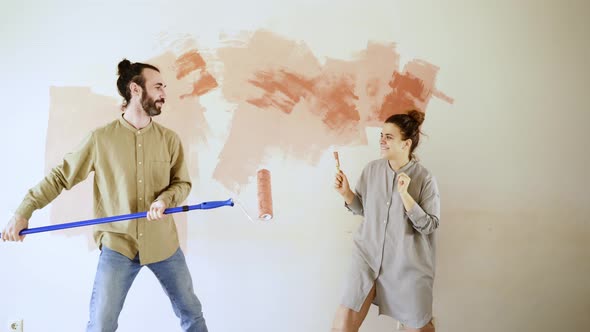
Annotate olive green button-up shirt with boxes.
[15,115,192,265]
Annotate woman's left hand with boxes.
[397,172,411,193]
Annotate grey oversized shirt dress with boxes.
[342,159,440,328]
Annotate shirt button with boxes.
[138,161,142,165]
[139,233,143,237]
[137,131,141,134]
[383,220,387,223]
[138,144,142,147]
[386,202,390,205]
[139,180,142,183]
[139,197,143,201]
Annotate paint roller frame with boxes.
[0,198,234,238]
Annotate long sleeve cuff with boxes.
[406,203,427,227]
[155,193,174,208]
[345,194,363,215]
[15,201,36,220]
[406,203,440,235]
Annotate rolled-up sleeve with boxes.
[406,176,440,235]
[345,167,367,216]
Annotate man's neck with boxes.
[123,105,151,129]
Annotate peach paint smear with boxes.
[175,49,219,99]
[44,49,216,250]
[213,30,453,190]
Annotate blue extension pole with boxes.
[1,198,234,237]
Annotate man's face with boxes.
[141,68,167,117]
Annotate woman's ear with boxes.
[404,138,412,150]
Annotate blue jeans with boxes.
[86,247,208,332]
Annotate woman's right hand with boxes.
[334,170,354,202]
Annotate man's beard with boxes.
[141,91,163,117]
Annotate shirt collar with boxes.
[386,158,416,174]
[119,113,154,133]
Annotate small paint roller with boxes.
[257,169,273,221]
[333,151,340,173]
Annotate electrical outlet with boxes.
[8,319,23,332]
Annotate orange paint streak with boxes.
[181,70,219,99]
[374,59,452,122]
[246,62,360,127]
[175,50,207,80]
[247,70,313,114]
[375,71,425,121]
[308,64,359,130]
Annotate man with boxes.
[1,59,208,332]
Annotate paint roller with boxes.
[2,168,276,238]
[223,168,274,222]
[257,169,273,221]
[226,168,274,222]
[0,199,234,238]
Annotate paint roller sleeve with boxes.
[257,169,273,221]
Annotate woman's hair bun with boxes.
[407,109,425,125]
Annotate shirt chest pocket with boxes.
[149,161,171,194]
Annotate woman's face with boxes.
[380,122,410,160]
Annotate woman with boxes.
[332,110,440,332]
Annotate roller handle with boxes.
[1,198,234,237]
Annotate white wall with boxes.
[0,1,588,331]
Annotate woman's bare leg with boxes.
[331,284,376,332]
